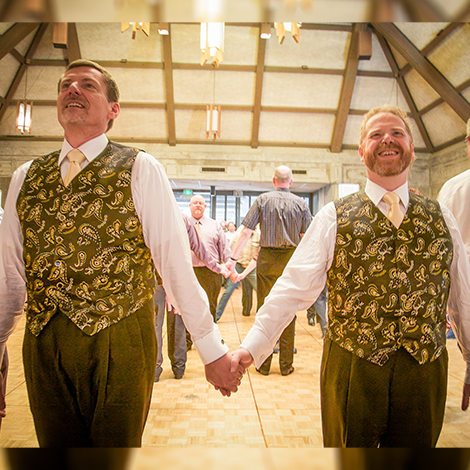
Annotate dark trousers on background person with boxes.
[23,300,157,447]
[257,246,296,375]
[193,266,223,322]
[321,337,448,447]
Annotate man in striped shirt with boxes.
[226,165,312,376]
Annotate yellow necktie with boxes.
[382,191,403,229]
[63,149,86,187]
[195,221,203,240]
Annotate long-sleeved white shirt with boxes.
[0,134,228,365]
[241,180,470,383]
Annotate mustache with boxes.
[376,142,403,153]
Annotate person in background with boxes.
[230,105,470,447]
[226,165,312,376]
[189,195,231,324]
[216,225,259,322]
[154,214,230,382]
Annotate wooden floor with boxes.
[1,287,470,466]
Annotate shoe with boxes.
[273,348,279,354]
[294,348,297,354]
[256,368,269,376]
[174,373,184,380]
[281,366,294,376]
[242,313,250,317]
[154,375,160,383]
[308,317,315,326]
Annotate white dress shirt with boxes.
[438,168,470,260]
[241,180,470,383]
[0,135,228,365]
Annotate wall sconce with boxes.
[260,23,271,39]
[201,22,224,67]
[158,23,169,35]
[16,100,33,134]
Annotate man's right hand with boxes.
[230,348,254,373]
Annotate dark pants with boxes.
[194,266,223,322]
[257,246,296,375]
[23,300,157,447]
[321,337,448,447]
[167,308,187,377]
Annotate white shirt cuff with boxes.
[193,325,229,365]
[240,329,274,369]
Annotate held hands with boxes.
[230,272,241,283]
[205,351,248,397]
[225,258,237,274]
[219,264,231,279]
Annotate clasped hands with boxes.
[204,348,254,397]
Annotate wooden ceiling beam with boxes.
[0,23,39,61]
[162,26,176,146]
[400,23,462,75]
[0,23,47,124]
[67,23,82,63]
[251,27,267,149]
[374,28,434,152]
[373,22,470,123]
[330,24,361,154]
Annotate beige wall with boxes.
[429,140,469,199]
[0,139,436,208]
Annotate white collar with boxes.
[365,179,409,208]
[58,134,109,166]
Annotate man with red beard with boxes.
[230,105,470,447]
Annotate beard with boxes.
[363,143,414,177]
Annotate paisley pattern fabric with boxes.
[327,191,453,366]
[17,142,156,336]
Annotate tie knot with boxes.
[67,149,86,165]
[383,191,400,206]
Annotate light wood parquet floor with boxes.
[0,288,469,468]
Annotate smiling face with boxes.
[189,196,206,220]
[57,66,120,144]
[359,112,415,185]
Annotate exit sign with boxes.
[183,189,193,196]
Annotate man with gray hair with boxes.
[437,118,470,260]
[227,165,312,376]
[230,106,470,447]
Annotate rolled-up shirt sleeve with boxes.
[132,152,228,364]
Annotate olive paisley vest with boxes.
[17,141,156,336]
[327,191,453,366]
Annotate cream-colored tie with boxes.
[63,149,86,187]
[195,221,203,240]
[382,191,403,229]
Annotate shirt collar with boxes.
[365,179,409,208]
[275,187,290,192]
[58,134,109,166]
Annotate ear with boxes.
[358,145,365,163]
[108,102,120,120]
